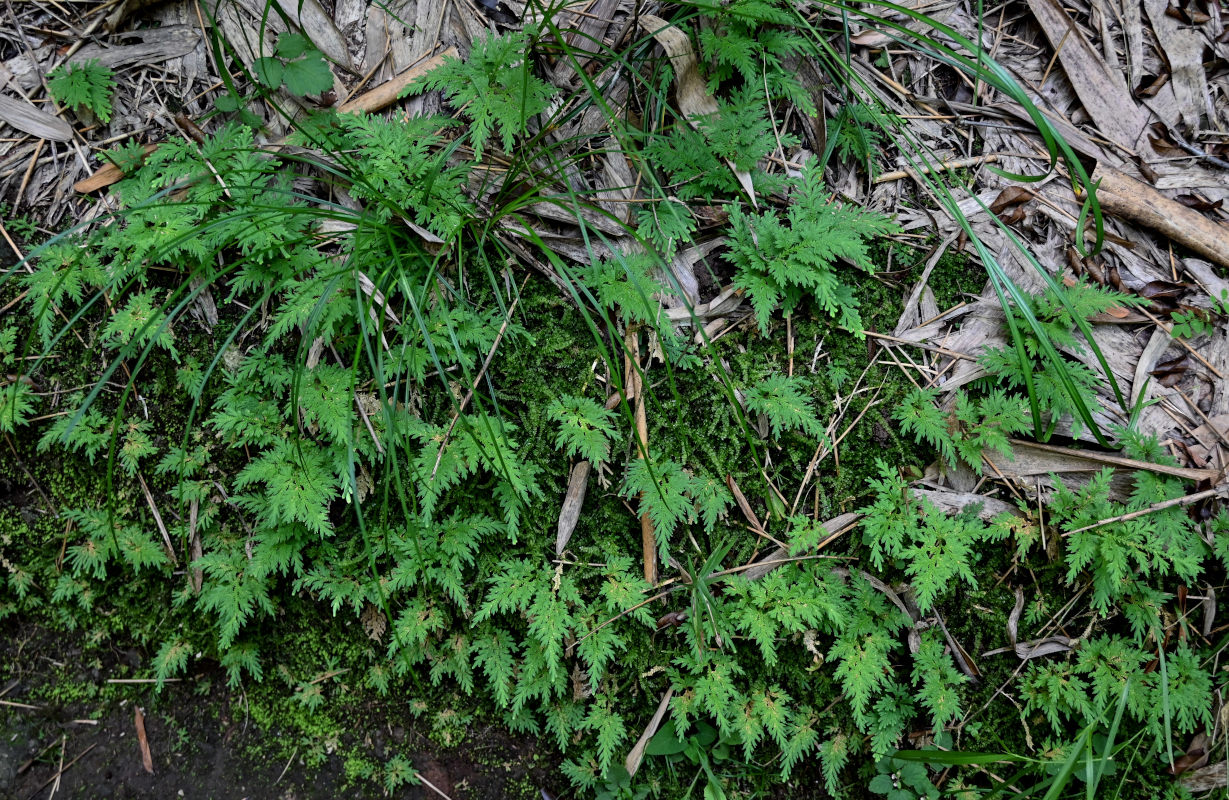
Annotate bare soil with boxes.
[1,621,559,800]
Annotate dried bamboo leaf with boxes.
[0,94,73,141]
[741,512,860,582]
[910,488,1019,521]
[1024,0,1152,155]
[624,687,674,778]
[1143,0,1207,130]
[637,14,755,206]
[556,461,590,556]
[69,26,201,71]
[1004,439,1219,482]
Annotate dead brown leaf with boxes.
[135,707,154,774]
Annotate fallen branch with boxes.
[1088,164,1229,271]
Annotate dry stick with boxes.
[788,362,879,515]
[627,326,658,586]
[0,289,30,316]
[824,385,882,477]
[49,735,65,799]
[24,741,93,800]
[416,772,456,800]
[717,552,851,579]
[15,139,44,211]
[861,329,978,361]
[873,153,1000,184]
[136,473,176,565]
[17,738,60,774]
[1061,485,1228,537]
[337,49,455,115]
[568,586,679,654]
[1088,163,1229,271]
[274,747,299,784]
[726,474,787,549]
[0,698,42,710]
[880,342,924,391]
[428,278,529,480]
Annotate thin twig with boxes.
[24,741,93,800]
[429,277,529,480]
[1137,307,1224,379]
[860,329,978,361]
[416,772,456,800]
[0,699,42,710]
[1061,486,1227,537]
[873,153,1000,184]
[136,473,176,565]
[628,326,658,585]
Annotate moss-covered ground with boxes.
[1,230,1179,799]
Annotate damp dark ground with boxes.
[0,620,558,800]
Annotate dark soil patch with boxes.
[1,622,559,800]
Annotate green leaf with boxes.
[744,374,824,439]
[47,59,115,122]
[276,32,312,58]
[252,56,284,89]
[282,53,334,96]
[647,725,686,756]
[728,159,898,334]
[410,31,555,157]
[151,638,191,689]
[0,381,35,433]
[548,394,619,463]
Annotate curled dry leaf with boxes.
[994,586,1074,660]
[934,612,981,681]
[1170,731,1209,776]
[637,15,756,206]
[1150,353,1191,387]
[988,186,1034,214]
